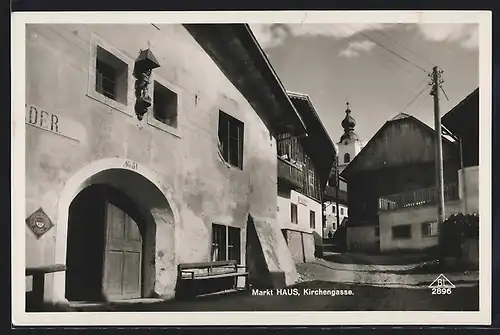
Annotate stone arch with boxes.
[52,157,179,303]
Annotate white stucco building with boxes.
[276,92,337,263]
[20,23,310,309]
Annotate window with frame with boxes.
[392,225,412,240]
[290,203,298,224]
[421,222,438,237]
[340,207,344,216]
[282,142,292,160]
[309,210,316,229]
[308,170,315,187]
[344,153,351,163]
[153,81,178,128]
[211,224,241,263]
[218,111,244,169]
[332,206,336,214]
[95,45,128,104]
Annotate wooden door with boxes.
[102,201,143,300]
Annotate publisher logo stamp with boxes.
[429,274,455,295]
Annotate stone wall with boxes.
[459,166,479,214]
[346,226,379,252]
[277,189,321,264]
[460,238,479,268]
[282,229,315,263]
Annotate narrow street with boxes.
[299,252,479,288]
[68,252,479,312]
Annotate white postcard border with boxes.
[11,10,492,326]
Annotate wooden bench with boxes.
[176,260,249,299]
[26,264,66,310]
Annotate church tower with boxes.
[337,102,363,174]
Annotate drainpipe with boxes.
[459,136,468,213]
[336,158,340,237]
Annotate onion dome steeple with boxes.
[340,102,359,143]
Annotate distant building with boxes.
[322,104,363,239]
[341,113,461,253]
[337,103,364,174]
[276,92,336,263]
[323,174,348,238]
[341,88,479,253]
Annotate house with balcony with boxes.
[276,92,336,263]
[341,112,462,253]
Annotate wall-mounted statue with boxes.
[133,48,161,120]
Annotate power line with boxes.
[405,75,433,114]
[399,85,429,114]
[412,75,431,94]
[344,24,429,74]
[332,25,418,77]
[372,46,417,76]
[411,88,430,111]
[368,24,436,68]
[332,24,437,118]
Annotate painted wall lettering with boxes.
[25,104,86,143]
[124,160,138,170]
[298,196,308,206]
[26,105,60,133]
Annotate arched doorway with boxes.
[53,159,180,304]
[65,184,147,302]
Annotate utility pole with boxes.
[431,66,446,222]
[430,66,446,263]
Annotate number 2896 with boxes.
[432,287,452,295]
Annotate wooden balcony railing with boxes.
[324,185,348,203]
[277,157,303,190]
[378,183,459,212]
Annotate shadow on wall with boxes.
[312,231,323,258]
[348,241,380,253]
[332,220,348,252]
[245,215,286,288]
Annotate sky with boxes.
[249,23,479,145]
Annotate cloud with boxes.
[250,23,394,49]
[250,23,479,51]
[415,23,479,50]
[339,40,377,58]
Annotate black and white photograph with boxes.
[11,11,492,326]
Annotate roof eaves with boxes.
[287,91,336,150]
[243,25,307,135]
[341,114,456,179]
[442,87,479,122]
[340,120,388,179]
